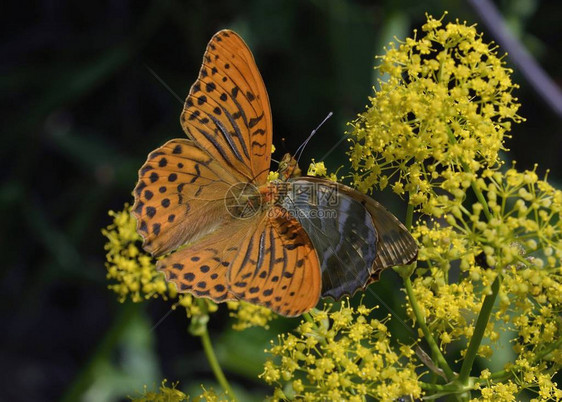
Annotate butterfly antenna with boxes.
[294,112,333,164]
[144,63,184,105]
[150,300,181,332]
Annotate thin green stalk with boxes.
[405,202,415,231]
[303,312,315,325]
[453,155,498,385]
[194,299,237,401]
[419,382,469,393]
[469,178,492,221]
[402,193,454,379]
[404,277,455,381]
[457,275,501,384]
[199,327,237,400]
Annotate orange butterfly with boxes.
[132,30,417,317]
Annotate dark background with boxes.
[2,1,561,400]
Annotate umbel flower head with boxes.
[349,13,522,214]
[411,166,562,357]
[262,303,421,401]
[102,205,179,303]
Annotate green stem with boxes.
[404,277,455,381]
[199,328,237,400]
[303,312,316,327]
[419,382,469,393]
[469,178,492,221]
[405,202,415,231]
[457,275,501,384]
[194,299,237,401]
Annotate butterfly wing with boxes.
[180,30,272,185]
[157,219,253,303]
[334,180,418,274]
[132,139,240,256]
[279,177,417,299]
[228,206,322,317]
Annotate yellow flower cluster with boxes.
[227,301,276,331]
[102,205,178,303]
[307,160,338,182]
[346,13,561,400]
[412,167,562,392]
[261,303,422,401]
[475,379,519,402]
[349,13,521,213]
[103,205,216,317]
[130,380,228,401]
[131,380,188,402]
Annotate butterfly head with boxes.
[278,153,302,180]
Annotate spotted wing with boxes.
[228,206,322,317]
[280,177,418,299]
[180,30,272,185]
[132,139,239,257]
[157,219,252,303]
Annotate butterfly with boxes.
[132,30,417,317]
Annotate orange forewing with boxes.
[180,30,272,185]
[132,139,238,256]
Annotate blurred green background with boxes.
[2,0,561,400]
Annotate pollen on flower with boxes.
[307,160,328,177]
[261,303,422,400]
[267,171,280,182]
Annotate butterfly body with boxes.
[132,30,417,316]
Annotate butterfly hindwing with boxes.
[333,180,419,274]
[157,219,253,302]
[180,30,273,185]
[228,206,322,317]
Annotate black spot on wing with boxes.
[248,113,264,128]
